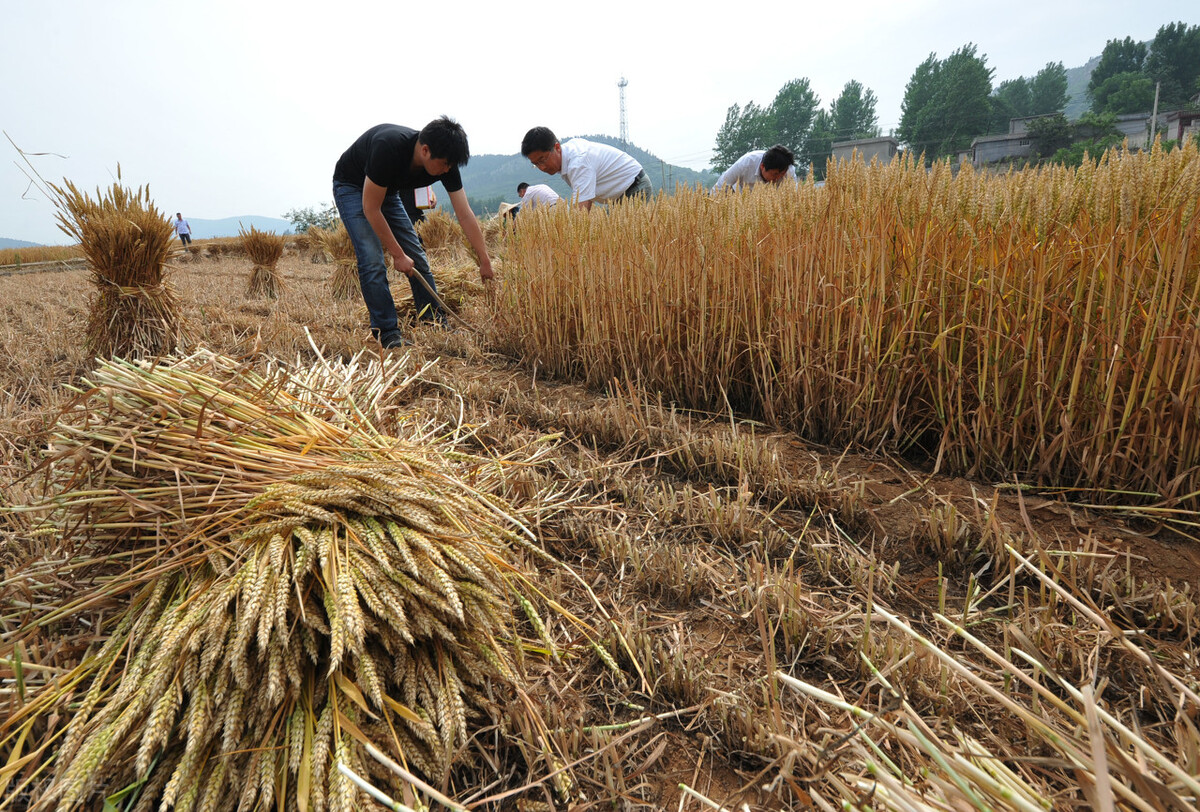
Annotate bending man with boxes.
[333,117,493,348]
[521,126,650,211]
[712,145,796,192]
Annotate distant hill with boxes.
[1064,54,1101,120]
[0,237,41,250]
[451,136,715,215]
[185,216,292,240]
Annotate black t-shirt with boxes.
[332,124,464,193]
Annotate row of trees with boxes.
[711,78,880,177]
[712,21,1199,171]
[1088,23,1200,114]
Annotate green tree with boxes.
[803,109,836,181]
[1029,61,1069,114]
[1145,22,1200,108]
[283,203,338,234]
[1091,71,1156,114]
[830,79,880,143]
[990,77,1031,131]
[770,78,820,157]
[801,81,881,180]
[899,45,994,160]
[1052,112,1123,167]
[1026,113,1072,158]
[1087,37,1147,107]
[710,101,774,173]
[898,54,939,152]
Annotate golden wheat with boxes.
[240,224,286,298]
[13,348,542,811]
[500,142,1200,510]
[50,179,186,359]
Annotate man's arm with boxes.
[713,155,749,191]
[447,188,494,282]
[362,179,415,276]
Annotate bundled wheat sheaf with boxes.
[414,210,462,255]
[240,224,286,298]
[28,350,526,811]
[316,222,360,300]
[51,179,185,359]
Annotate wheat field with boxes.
[2,146,1200,811]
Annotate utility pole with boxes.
[1148,81,1160,151]
[618,76,629,144]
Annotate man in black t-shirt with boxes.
[332,117,494,348]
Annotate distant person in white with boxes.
[516,182,561,211]
[712,145,797,192]
[174,213,193,245]
[521,126,650,211]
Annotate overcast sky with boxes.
[3,0,1195,245]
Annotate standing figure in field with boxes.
[514,181,562,215]
[711,145,797,192]
[520,126,650,211]
[333,117,494,349]
[174,213,193,246]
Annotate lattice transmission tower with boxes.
[618,76,629,143]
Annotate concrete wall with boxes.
[831,137,899,164]
[972,135,1031,165]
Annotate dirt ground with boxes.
[3,251,1199,810]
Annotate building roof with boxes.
[831,136,898,149]
[971,132,1028,146]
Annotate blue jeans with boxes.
[332,181,443,338]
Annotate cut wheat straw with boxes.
[317,222,360,300]
[241,224,286,298]
[50,179,185,360]
[12,349,540,811]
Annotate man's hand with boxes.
[478,256,494,283]
[391,250,415,277]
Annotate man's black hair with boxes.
[521,126,558,156]
[517,182,529,193]
[419,116,470,166]
[761,144,795,173]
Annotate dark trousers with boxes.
[332,181,443,339]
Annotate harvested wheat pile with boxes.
[51,180,185,359]
[241,224,286,298]
[316,222,360,299]
[13,349,543,811]
[414,209,461,255]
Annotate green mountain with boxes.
[1064,55,1101,119]
[453,135,715,216]
[0,237,41,250]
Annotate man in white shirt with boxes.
[712,145,797,192]
[516,182,561,212]
[174,213,193,245]
[520,127,650,211]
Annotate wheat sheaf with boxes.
[21,349,532,812]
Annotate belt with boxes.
[624,169,648,196]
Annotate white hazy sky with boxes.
[3,0,1195,245]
